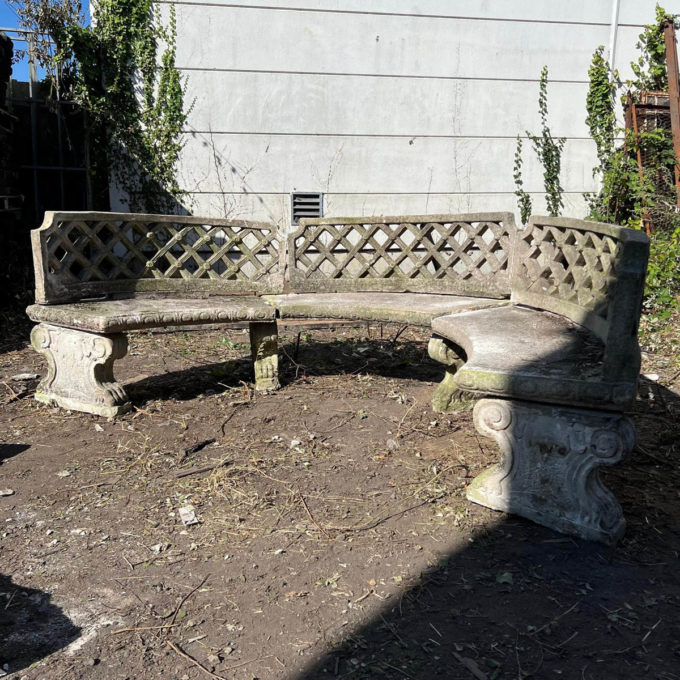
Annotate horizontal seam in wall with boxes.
[182,191,591,196]
[182,130,598,140]
[158,1,645,29]
[176,66,589,84]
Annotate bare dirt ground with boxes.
[1,314,680,680]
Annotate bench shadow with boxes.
[0,573,81,674]
[120,329,680,677]
[0,443,30,464]
[289,375,680,679]
[270,330,677,678]
[281,335,443,382]
[124,335,441,404]
[126,355,256,403]
[0,313,33,355]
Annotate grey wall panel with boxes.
[176,133,599,194]
[140,0,680,224]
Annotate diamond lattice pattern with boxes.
[518,222,621,320]
[45,218,279,283]
[294,220,510,283]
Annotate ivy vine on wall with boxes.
[11,0,190,213]
[513,66,566,222]
[583,5,680,313]
[512,135,532,225]
[631,4,671,94]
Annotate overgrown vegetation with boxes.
[631,4,671,93]
[527,67,566,217]
[583,4,680,314]
[513,66,566,222]
[512,135,532,225]
[10,0,189,212]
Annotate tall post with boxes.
[663,19,680,207]
[625,93,651,234]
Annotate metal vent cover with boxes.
[291,192,323,225]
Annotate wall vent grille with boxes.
[291,192,323,225]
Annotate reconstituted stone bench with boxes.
[27,210,649,545]
[27,212,284,417]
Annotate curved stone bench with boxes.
[431,305,635,410]
[27,210,649,544]
[27,212,284,417]
[263,292,507,326]
[271,213,648,544]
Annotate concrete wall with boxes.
[156,0,680,227]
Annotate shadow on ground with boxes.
[126,334,440,404]
[295,521,680,679]
[0,574,81,675]
[0,444,29,464]
[291,376,680,679]
[117,332,680,678]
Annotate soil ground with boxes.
[1,315,680,680]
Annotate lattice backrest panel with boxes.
[288,213,517,298]
[511,216,649,344]
[32,212,283,303]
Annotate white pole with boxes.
[608,0,621,70]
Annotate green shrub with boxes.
[644,224,680,317]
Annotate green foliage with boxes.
[585,46,617,171]
[526,67,566,216]
[512,135,532,225]
[644,224,680,316]
[10,0,189,212]
[583,6,680,315]
[630,4,675,94]
[584,129,662,226]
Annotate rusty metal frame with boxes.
[664,19,680,205]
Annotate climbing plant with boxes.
[630,4,672,94]
[583,7,678,229]
[10,0,190,212]
[512,135,532,225]
[512,67,566,220]
[526,66,566,217]
[585,46,617,173]
[582,6,680,311]
[583,45,643,225]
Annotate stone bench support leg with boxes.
[468,398,635,545]
[249,321,280,392]
[428,335,467,412]
[30,323,131,418]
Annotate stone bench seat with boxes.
[432,305,636,411]
[27,295,275,333]
[263,292,507,326]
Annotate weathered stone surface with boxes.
[31,323,131,418]
[469,398,634,544]
[27,296,275,333]
[432,305,638,409]
[31,212,283,304]
[264,292,507,326]
[249,321,280,392]
[511,215,648,383]
[427,335,470,412]
[289,213,516,298]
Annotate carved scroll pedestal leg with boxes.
[468,398,635,545]
[428,335,469,412]
[30,323,131,418]
[249,321,280,392]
